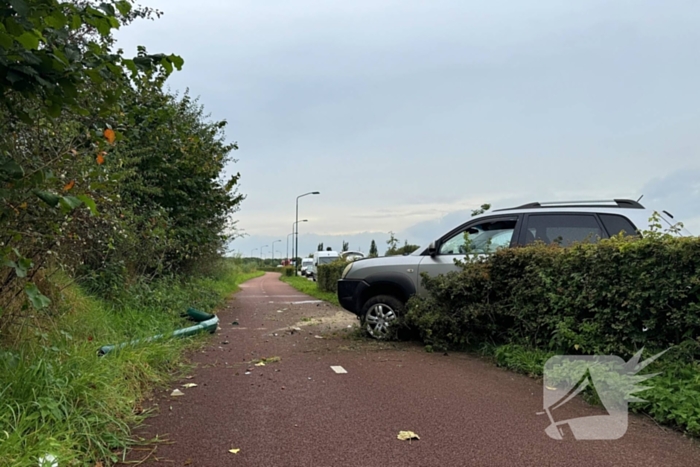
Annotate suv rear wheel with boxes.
[361,294,404,340]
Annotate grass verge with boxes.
[0,262,259,466]
[481,342,700,436]
[279,275,340,307]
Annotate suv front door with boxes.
[416,215,521,296]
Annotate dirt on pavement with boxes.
[119,273,700,467]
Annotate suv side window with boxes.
[522,214,603,247]
[599,214,638,237]
[439,219,518,255]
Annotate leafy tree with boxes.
[386,231,399,253]
[326,246,332,251]
[369,240,378,257]
[386,240,420,256]
[0,1,243,324]
[342,241,349,252]
[317,242,324,251]
[471,203,491,217]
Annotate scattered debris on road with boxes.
[170,389,185,397]
[181,383,198,388]
[228,448,241,454]
[397,431,420,441]
[331,366,347,374]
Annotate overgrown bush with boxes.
[406,233,700,357]
[284,266,295,277]
[317,259,348,293]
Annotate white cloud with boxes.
[115,0,700,252]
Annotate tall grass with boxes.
[0,259,260,466]
[279,275,340,306]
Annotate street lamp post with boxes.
[271,239,281,261]
[286,232,294,264]
[260,244,268,260]
[292,219,308,268]
[250,248,257,258]
[295,191,319,273]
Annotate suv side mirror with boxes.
[428,241,437,257]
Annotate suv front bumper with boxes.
[337,278,368,316]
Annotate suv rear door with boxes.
[517,213,606,246]
[416,215,521,296]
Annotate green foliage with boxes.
[369,240,378,258]
[342,241,348,252]
[385,233,420,256]
[317,242,323,251]
[485,342,700,436]
[317,258,348,293]
[386,231,398,252]
[283,266,294,277]
[280,275,340,306]
[471,203,491,217]
[0,1,243,328]
[406,227,700,356]
[0,262,254,465]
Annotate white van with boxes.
[308,250,339,281]
[300,258,314,276]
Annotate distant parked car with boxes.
[300,258,314,276]
[340,251,365,262]
[308,250,339,281]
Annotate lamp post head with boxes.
[312,191,320,195]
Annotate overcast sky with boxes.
[116,0,700,257]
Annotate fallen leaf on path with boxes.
[255,362,265,367]
[545,386,557,391]
[397,431,420,441]
[229,448,240,454]
[170,389,184,397]
[314,335,324,339]
[181,383,198,388]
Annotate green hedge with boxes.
[317,259,349,293]
[283,266,295,277]
[406,234,700,357]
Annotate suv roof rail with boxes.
[493,198,645,212]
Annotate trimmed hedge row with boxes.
[405,234,700,358]
[317,259,349,293]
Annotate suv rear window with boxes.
[599,214,638,237]
[523,214,603,247]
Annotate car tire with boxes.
[360,294,404,340]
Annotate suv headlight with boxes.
[341,263,353,279]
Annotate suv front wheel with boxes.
[361,295,404,340]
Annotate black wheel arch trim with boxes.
[361,272,416,302]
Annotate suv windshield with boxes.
[318,256,338,264]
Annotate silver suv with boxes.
[337,199,688,339]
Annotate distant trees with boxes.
[369,240,378,257]
[385,233,420,256]
[317,243,324,251]
[386,231,399,252]
[326,247,332,251]
[342,241,349,252]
